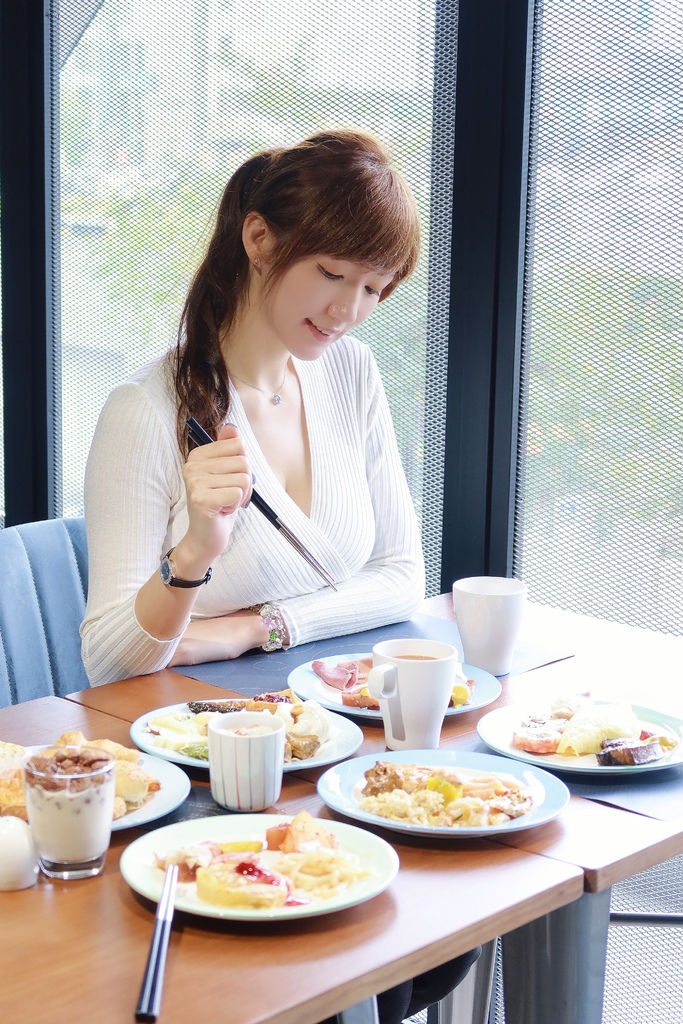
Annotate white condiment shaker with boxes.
[0,816,39,890]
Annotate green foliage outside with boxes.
[525,263,683,534]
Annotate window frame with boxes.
[0,0,535,599]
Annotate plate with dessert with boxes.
[477,692,683,775]
[120,809,399,921]
[287,653,501,720]
[316,749,570,837]
[0,734,191,830]
[129,689,363,771]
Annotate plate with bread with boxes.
[477,693,683,775]
[120,809,399,921]
[0,734,191,830]
[129,689,363,771]
[287,653,501,720]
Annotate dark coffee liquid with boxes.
[394,654,438,661]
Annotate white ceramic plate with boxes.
[287,653,502,720]
[111,754,191,830]
[477,703,683,775]
[317,749,570,837]
[130,702,363,772]
[119,814,399,921]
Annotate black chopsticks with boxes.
[187,416,338,591]
[135,863,178,1022]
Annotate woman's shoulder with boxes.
[103,353,174,413]
[95,352,178,445]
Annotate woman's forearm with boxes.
[168,610,269,666]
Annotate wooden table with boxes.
[6,596,683,1024]
[419,594,683,1022]
[0,689,582,1024]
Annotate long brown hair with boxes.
[174,128,421,450]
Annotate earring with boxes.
[253,256,260,266]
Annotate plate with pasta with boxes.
[317,750,570,837]
[119,811,399,921]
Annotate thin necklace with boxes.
[230,365,288,405]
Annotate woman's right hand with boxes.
[180,423,253,566]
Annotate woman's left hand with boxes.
[168,609,269,666]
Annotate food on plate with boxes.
[265,809,338,853]
[341,688,380,710]
[0,733,161,822]
[146,694,336,764]
[596,736,667,766]
[510,693,679,764]
[312,658,373,691]
[450,677,476,708]
[56,730,141,763]
[314,658,476,710]
[556,703,640,756]
[187,689,302,716]
[359,760,534,828]
[155,811,369,908]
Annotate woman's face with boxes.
[259,256,394,361]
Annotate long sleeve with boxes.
[80,360,189,686]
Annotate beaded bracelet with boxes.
[250,603,288,652]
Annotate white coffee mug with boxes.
[452,576,527,677]
[366,638,459,750]
[208,710,286,812]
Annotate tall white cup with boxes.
[452,576,527,677]
[366,638,459,750]
[208,711,286,812]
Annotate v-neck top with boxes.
[81,335,425,687]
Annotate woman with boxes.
[82,128,480,1023]
[81,128,425,685]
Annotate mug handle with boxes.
[367,664,405,742]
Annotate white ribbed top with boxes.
[81,335,425,686]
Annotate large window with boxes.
[518,0,683,634]
[57,0,453,593]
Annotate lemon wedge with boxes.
[451,682,471,707]
[426,776,463,804]
[218,840,263,853]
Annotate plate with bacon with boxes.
[288,653,501,720]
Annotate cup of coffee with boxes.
[452,576,527,677]
[366,639,459,750]
[208,710,286,812]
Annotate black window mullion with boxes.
[0,0,56,526]
[440,0,534,590]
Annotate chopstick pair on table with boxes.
[135,863,178,1022]
[187,416,338,591]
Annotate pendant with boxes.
[271,394,282,405]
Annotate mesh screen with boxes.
[56,0,450,594]
[518,1,683,633]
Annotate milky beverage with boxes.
[23,746,115,867]
[394,654,438,661]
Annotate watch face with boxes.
[160,557,173,585]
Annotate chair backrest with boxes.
[0,517,90,707]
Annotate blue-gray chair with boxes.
[0,516,89,707]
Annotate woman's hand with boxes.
[168,610,268,666]
[180,423,253,569]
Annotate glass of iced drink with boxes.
[22,745,116,879]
